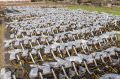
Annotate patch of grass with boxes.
[117,33,120,41]
[68,5,120,16]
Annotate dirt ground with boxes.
[0,20,5,69]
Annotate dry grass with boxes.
[0,2,67,7]
[0,24,5,69]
